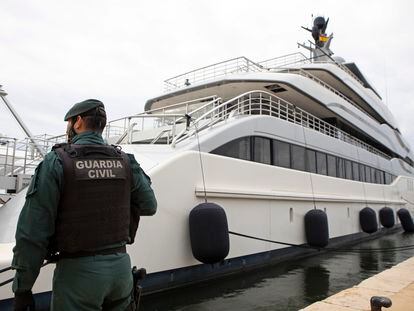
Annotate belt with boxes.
[59,245,126,259]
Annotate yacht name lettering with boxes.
[75,160,123,179]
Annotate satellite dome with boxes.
[314,16,326,30]
[333,56,346,64]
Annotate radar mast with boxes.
[299,16,334,62]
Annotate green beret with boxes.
[64,99,105,121]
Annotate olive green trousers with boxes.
[51,253,133,311]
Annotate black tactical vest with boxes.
[53,144,131,253]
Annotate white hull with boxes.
[2,145,414,301]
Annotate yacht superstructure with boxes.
[1,16,414,308]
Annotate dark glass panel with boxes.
[384,172,392,184]
[365,166,371,183]
[370,167,376,184]
[211,137,251,161]
[345,160,353,180]
[337,158,345,179]
[352,162,360,181]
[291,145,306,171]
[306,149,317,173]
[253,137,271,165]
[273,140,291,168]
[316,152,327,175]
[327,155,337,177]
[359,164,366,182]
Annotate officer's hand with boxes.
[14,291,35,311]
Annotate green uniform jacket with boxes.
[12,131,157,293]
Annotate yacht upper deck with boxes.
[107,90,391,160]
[162,52,365,94]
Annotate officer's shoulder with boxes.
[109,144,136,162]
[124,152,140,166]
[47,143,68,162]
[51,143,68,152]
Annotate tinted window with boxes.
[375,169,384,184]
[273,141,290,168]
[380,171,385,184]
[370,167,376,183]
[337,158,345,178]
[211,136,392,185]
[212,137,251,161]
[316,152,327,175]
[291,145,306,171]
[327,155,337,177]
[306,149,317,173]
[359,164,366,182]
[385,172,392,184]
[345,160,353,180]
[253,137,271,165]
[352,162,360,181]
[365,166,371,183]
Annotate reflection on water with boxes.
[379,239,396,267]
[140,231,414,311]
[303,266,330,304]
[359,249,379,272]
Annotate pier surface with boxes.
[301,256,414,310]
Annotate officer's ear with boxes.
[73,116,83,130]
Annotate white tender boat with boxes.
[1,16,414,308]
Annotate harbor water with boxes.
[140,230,414,310]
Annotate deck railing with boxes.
[105,96,222,144]
[172,90,391,159]
[258,52,311,69]
[0,134,66,178]
[163,57,263,92]
[163,51,365,93]
[282,68,377,123]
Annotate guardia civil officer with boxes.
[12,99,157,310]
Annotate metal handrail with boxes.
[258,52,310,69]
[0,134,66,179]
[173,97,222,124]
[108,95,218,125]
[113,114,184,145]
[162,50,365,93]
[323,61,365,86]
[163,57,263,92]
[258,51,364,87]
[283,68,378,123]
[173,90,390,159]
[116,122,137,145]
[108,96,222,143]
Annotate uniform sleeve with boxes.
[12,152,63,293]
[128,154,157,216]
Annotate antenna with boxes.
[299,15,334,62]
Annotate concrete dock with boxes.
[301,256,414,310]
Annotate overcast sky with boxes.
[1,0,414,147]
